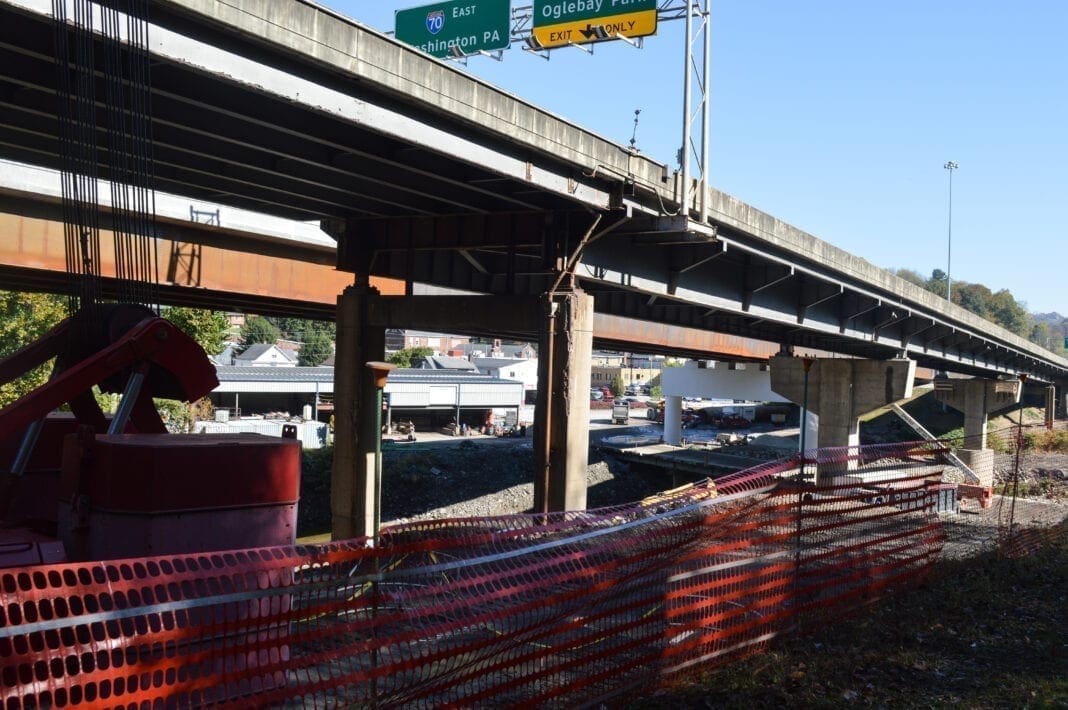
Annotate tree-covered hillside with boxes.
[893,269,1064,354]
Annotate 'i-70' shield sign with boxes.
[395,0,511,58]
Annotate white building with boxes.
[473,357,539,401]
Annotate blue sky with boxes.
[328,1,1065,315]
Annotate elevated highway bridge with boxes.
[0,0,1063,382]
[0,0,1064,532]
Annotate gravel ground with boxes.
[375,432,1068,561]
[937,452,1068,558]
[381,436,665,525]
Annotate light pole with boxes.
[944,161,958,302]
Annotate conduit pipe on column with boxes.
[540,297,555,515]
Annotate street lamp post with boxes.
[944,161,958,302]
[365,361,396,547]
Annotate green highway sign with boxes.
[531,0,657,49]
[395,0,511,58]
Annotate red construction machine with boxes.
[0,304,300,568]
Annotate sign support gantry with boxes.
[677,0,711,223]
[395,1,713,228]
[509,1,713,225]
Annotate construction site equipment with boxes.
[612,400,631,424]
[0,305,300,566]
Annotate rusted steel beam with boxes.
[3,213,782,361]
[593,314,781,361]
[0,213,401,304]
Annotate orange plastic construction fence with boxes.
[1,442,948,707]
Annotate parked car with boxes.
[590,389,604,401]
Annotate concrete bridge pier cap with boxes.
[935,376,1022,505]
[660,360,781,446]
[770,356,916,482]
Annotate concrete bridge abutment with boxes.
[770,356,916,482]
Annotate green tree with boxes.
[610,373,625,397]
[163,306,229,355]
[240,315,281,347]
[892,268,928,288]
[955,282,993,319]
[927,269,948,298]
[1030,321,1052,350]
[0,291,68,407]
[298,331,334,366]
[988,289,1030,336]
[272,317,336,342]
[271,317,301,339]
[387,346,434,369]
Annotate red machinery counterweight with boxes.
[0,305,300,567]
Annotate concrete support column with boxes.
[771,356,916,481]
[815,360,863,452]
[331,286,385,540]
[534,289,593,512]
[663,395,683,445]
[935,378,1021,448]
[1046,384,1056,429]
[935,377,1021,502]
[957,449,995,489]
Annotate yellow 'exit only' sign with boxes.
[531,0,657,49]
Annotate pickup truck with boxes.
[611,401,630,424]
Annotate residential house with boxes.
[233,343,298,367]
